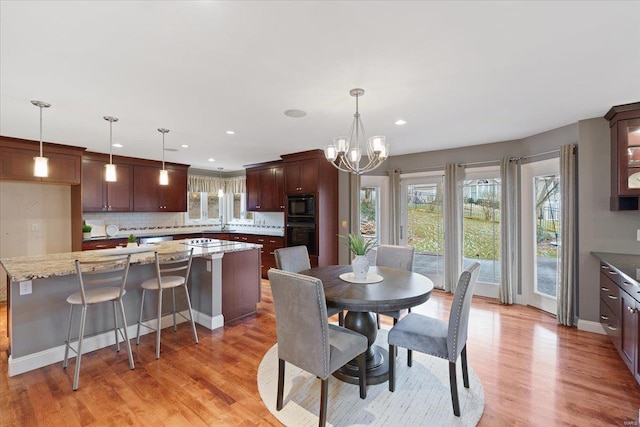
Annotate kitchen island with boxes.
[0,238,262,376]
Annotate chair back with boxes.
[375,245,415,271]
[274,245,311,273]
[74,254,132,305]
[447,262,481,362]
[268,268,330,379]
[154,249,194,287]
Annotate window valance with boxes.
[188,174,246,194]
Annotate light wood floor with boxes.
[1,281,640,426]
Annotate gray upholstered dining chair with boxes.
[135,249,198,359]
[387,261,480,417]
[64,254,135,390]
[375,245,415,327]
[274,246,344,326]
[268,269,368,426]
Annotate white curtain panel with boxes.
[443,163,463,293]
[350,173,361,237]
[388,169,401,245]
[226,176,246,194]
[557,144,577,326]
[499,157,519,304]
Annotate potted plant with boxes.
[340,233,376,279]
[127,234,137,248]
[82,224,92,240]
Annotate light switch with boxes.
[19,281,32,295]
[637,229,640,241]
[206,260,212,272]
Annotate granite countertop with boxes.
[0,239,261,282]
[84,225,284,241]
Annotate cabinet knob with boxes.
[608,271,617,275]
[606,325,618,331]
[628,306,638,314]
[600,314,609,321]
[607,295,618,300]
[601,286,610,292]
[601,265,609,269]
[622,281,632,287]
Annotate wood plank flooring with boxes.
[2,280,640,426]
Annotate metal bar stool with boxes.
[63,254,135,390]
[135,249,198,359]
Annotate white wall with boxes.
[0,182,72,301]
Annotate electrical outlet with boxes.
[31,223,39,232]
[206,260,212,272]
[19,281,32,295]
[637,229,640,241]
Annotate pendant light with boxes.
[158,128,169,186]
[31,100,51,177]
[103,116,118,182]
[217,167,224,197]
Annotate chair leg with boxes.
[276,358,285,411]
[461,345,469,388]
[136,289,146,345]
[156,289,163,359]
[183,284,199,344]
[319,378,329,427]
[171,288,177,332]
[388,344,396,392]
[118,299,135,370]
[376,313,380,329]
[112,301,120,352]
[407,349,412,367]
[358,352,366,399]
[449,361,460,417]
[72,306,87,391]
[338,311,344,327]
[63,305,74,369]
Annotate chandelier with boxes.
[324,88,389,174]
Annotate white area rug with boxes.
[257,329,484,426]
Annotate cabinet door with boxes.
[133,165,161,211]
[161,168,187,212]
[298,158,318,193]
[258,168,275,210]
[0,147,81,184]
[246,168,261,211]
[621,291,638,371]
[106,163,133,211]
[82,159,107,211]
[284,162,301,193]
[617,118,640,196]
[274,165,284,210]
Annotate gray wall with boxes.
[337,116,640,323]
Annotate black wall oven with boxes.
[286,222,317,256]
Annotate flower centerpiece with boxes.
[340,233,376,279]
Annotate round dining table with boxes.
[298,265,434,385]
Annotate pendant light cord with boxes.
[38,105,43,157]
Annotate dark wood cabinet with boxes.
[82,238,127,251]
[82,155,133,212]
[244,160,284,211]
[133,164,188,212]
[284,157,318,194]
[605,102,640,210]
[281,150,339,267]
[0,137,83,185]
[599,261,640,385]
[228,233,284,278]
[221,248,261,322]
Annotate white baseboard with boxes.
[8,309,222,377]
[577,318,605,335]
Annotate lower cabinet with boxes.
[221,248,261,323]
[600,262,640,385]
[82,239,127,251]
[230,234,284,278]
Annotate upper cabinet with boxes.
[0,136,83,185]
[605,102,640,210]
[245,161,284,212]
[82,154,133,212]
[133,164,188,212]
[283,157,318,194]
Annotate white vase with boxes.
[82,232,92,239]
[127,242,138,248]
[351,255,370,280]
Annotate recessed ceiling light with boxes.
[181,144,189,148]
[284,109,307,118]
[208,158,215,162]
[112,143,123,148]
[395,119,407,126]
[226,130,235,135]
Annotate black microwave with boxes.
[287,195,315,219]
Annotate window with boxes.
[360,187,380,241]
[231,193,253,222]
[462,167,501,287]
[186,191,221,224]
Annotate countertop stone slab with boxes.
[0,239,261,282]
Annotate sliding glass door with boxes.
[400,174,445,288]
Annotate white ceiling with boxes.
[1,1,639,172]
